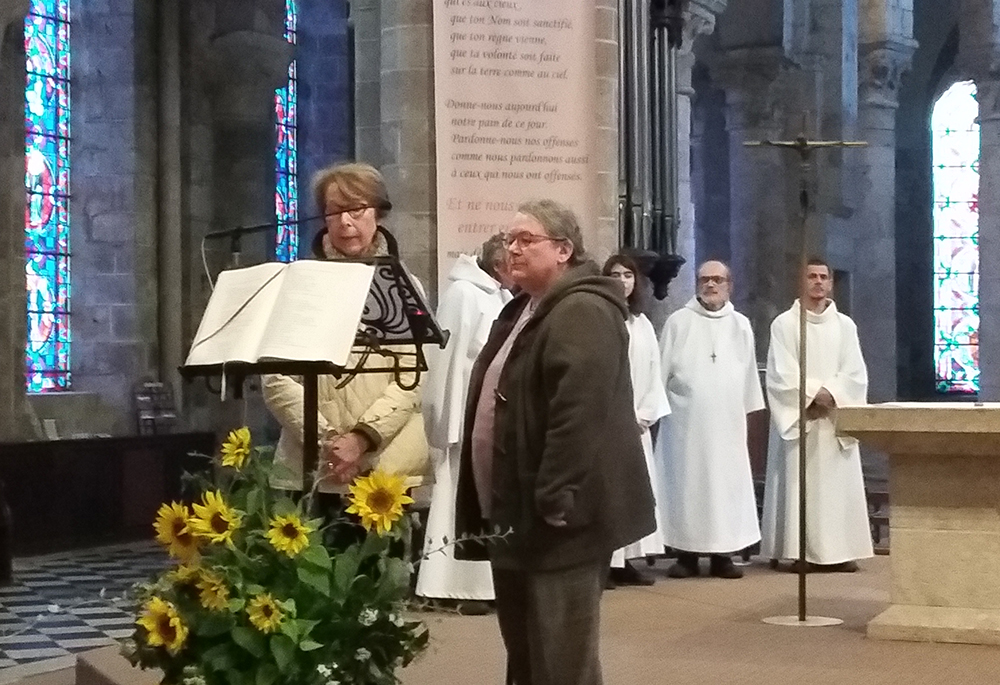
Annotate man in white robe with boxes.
[760,258,874,572]
[415,236,512,611]
[656,260,766,579]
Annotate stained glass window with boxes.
[274,0,298,262]
[932,80,980,394]
[24,0,71,392]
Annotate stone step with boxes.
[75,647,159,685]
[14,666,74,685]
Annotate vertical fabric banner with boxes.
[432,0,599,292]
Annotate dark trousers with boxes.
[492,560,606,685]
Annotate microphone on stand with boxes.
[200,213,329,289]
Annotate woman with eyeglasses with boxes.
[263,162,430,539]
[602,254,671,588]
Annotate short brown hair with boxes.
[516,199,586,266]
[311,162,392,220]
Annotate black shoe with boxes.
[817,561,859,573]
[609,561,656,586]
[667,552,699,578]
[455,600,493,615]
[709,555,743,579]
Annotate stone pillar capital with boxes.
[204,30,292,120]
[681,1,725,55]
[0,0,28,53]
[712,47,794,134]
[859,39,918,109]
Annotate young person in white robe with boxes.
[656,260,766,579]
[603,254,672,587]
[415,235,514,613]
[760,258,874,573]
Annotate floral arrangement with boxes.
[124,427,429,685]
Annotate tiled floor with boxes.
[0,542,169,675]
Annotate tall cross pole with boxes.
[745,115,866,626]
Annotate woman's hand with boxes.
[328,431,372,483]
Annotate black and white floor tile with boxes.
[0,541,169,679]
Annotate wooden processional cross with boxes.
[744,119,867,627]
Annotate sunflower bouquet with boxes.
[123,427,429,685]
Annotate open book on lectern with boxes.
[185,261,376,368]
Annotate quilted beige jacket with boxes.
[262,227,430,495]
[262,355,430,494]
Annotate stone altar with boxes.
[837,402,1000,645]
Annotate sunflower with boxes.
[189,490,242,545]
[167,563,201,586]
[153,502,200,561]
[195,569,230,611]
[247,593,284,633]
[345,471,414,535]
[136,597,188,654]
[265,513,313,557]
[220,426,251,469]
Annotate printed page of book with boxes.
[185,262,287,366]
[257,260,375,366]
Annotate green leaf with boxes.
[359,531,390,560]
[255,664,279,685]
[271,493,298,515]
[299,639,323,652]
[192,611,235,637]
[231,626,266,658]
[270,634,297,674]
[376,556,412,602]
[227,597,246,612]
[334,546,361,595]
[203,643,236,672]
[298,564,331,597]
[278,619,300,643]
[246,487,264,517]
[295,618,320,641]
[299,541,332,570]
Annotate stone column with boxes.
[351,0,381,164]
[0,2,34,440]
[856,1,916,403]
[958,0,1000,400]
[715,47,801,354]
[206,3,293,248]
[661,0,726,318]
[380,0,435,286]
[978,78,1000,401]
[592,0,619,263]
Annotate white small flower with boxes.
[316,664,332,677]
[355,647,371,662]
[358,608,378,626]
[389,613,405,627]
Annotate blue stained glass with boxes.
[932,81,980,394]
[274,0,298,262]
[24,0,71,393]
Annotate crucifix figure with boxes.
[745,116,867,627]
[711,351,717,363]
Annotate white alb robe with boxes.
[611,313,671,567]
[415,255,510,599]
[655,298,766,554]
[760,300,874,565]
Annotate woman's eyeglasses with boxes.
[326,205,371,220]
[501,232,563,249]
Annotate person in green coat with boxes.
[455,199,656,685]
